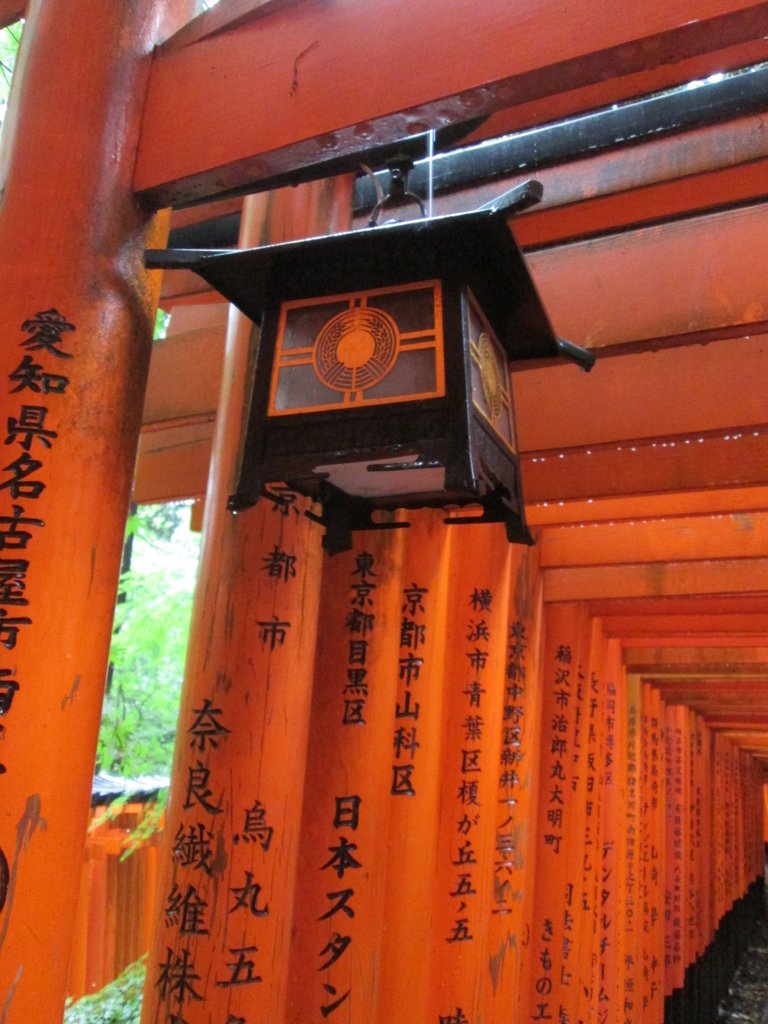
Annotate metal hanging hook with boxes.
[367,155,426,227]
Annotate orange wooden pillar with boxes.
[0,1,192,1019]
[372,513,455,1024]
[639,684,665,1024]
[622,675,643,1024]
[425,524,514,1022]
[664,705,687,1007]
[283,528,407,1023]
[485,544,545,1024]
[140,181,352,1024]
[598,639,626,1024]
[526,602,593,1024]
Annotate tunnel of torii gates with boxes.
[2,1,768,1024]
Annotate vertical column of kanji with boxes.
[664,705,686,1008]
[679,709,695,999]
[141,179,353,1024]
[597,640,626,1024]
[737,749,749,901]
[638,683,651,1024]
[752,758,763,881]
[642,687,665,1024]
[692,716,708,987]
[525,602,592,1024]
[575,619,608,1024]
[563,619,593,1024]
[283,530,405,1024]
[621,675,642,1024]
[714,735,727,935]
[373,511,454,1024]
[425,524,513,1024]
[718,735,730,921]
[684,709,700,996]
[0,0,193,1019]
[482,543,545,1024]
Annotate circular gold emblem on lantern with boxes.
[314,306,399,394]
[477,332,503,420]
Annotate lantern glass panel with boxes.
[268,280,445,415]
[467,289,518,453]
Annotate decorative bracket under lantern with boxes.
[147,180,595,554]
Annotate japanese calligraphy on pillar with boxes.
[317,794,363,1019]
[641,693,663,1015]
[391,580,429,795]
[597,678,618,1023]
[493,618,528,916]
[530,639,575,1024]
[0,310,73,796]
[156,692,229,1013]
[442,587,494,948]
[342,552,379,726]
[622,678,641,1024]
[578,667,603,1019]
[668,708,683,985]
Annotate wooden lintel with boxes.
[460,39,768,146]
[160,0,302,53]
[515,335,768,452]
[527,203,768,353]
[408,115,768,248]
[527,487,768,528]
[523,430,768,503]
[590,597,768,617]
[601,614,768,638]
[539,510,768,568]
[134,420,214,504]
[544,557,768,602]
[134,0,768,206]
[625,645,768,667]
[514,156,768,249]
[142,323,225,425]
[0,1,24,29]
[622,634,768,648]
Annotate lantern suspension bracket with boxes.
[367,154,426,227]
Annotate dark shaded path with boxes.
[717,918,768,1024]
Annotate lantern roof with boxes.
[147,188,594,369]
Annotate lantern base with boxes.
[299,480,533,555]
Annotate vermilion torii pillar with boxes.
[0,0,192,1019]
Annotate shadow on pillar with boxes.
[664,876,765,1024]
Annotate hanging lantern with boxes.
[147,183,593,553]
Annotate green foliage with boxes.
[154,307,170,340]
[0,21,21,97]
[0,20,21,142]
[97,502,201,779]
[64,958,146,1024]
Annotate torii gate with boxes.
[1,1,768,1022]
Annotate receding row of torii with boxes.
[1,1,767,1022]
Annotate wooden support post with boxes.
[598,639,626,1024]
[0,0,193,1019]
[527,603,594,1024]
[140,179,353,1024]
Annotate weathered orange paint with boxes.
[0,0,193,1018]
[425,525,513,1021]
[483,545,545,1024]
[283,530,406,1024]
[140,180,353,1024]
[373,514,454,1024]
[526,603,593,1024]
[133,0,768,206]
